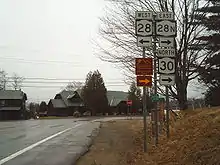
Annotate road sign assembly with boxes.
[157,48,175,57]
[158,37,174,47]
[137,36,152,47]
[134,10,176,150]
[158,57,175,74]
[159,74,175,86]
[136,76,152,87]
[135,58,153,75]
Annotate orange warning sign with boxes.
[135,58,153,75]
[136,76,152,87]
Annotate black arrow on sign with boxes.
[139,39,150,44]
[161,40,171,45]
[162,77,172,83]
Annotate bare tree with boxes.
[11,73,24,90]
[0,70,9,90]
[95,0,210,110]
[65,81,84,91]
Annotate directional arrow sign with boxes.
[137,76,152,87]
[159,37,174,47]
[157,48,175,57]
[137,36,152,47]
[161,40,171,45]
[139,79,150,83]
[159,74,175,86]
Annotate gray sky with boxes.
[0,0,128,103]
[0,0,202,103]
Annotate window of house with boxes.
[0,100,5,106]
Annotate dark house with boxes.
[48,90,84,116]
[0,90,27,120]
[107,91,129,115]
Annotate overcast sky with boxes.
[0,0,202,103]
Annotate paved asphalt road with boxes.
[0,116,142,165]
[0,118,101,165]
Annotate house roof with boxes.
[55,90,83,107]
[50,99,66,108]
[106,91,128,106]
[0,90,27,100]
[53,90,128,107]
[0,107,21,111]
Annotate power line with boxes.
[0,57,79,64]
[7,81,125,84]
[6,77,123,81]
[6,84,126,89]
[0,56,82,65]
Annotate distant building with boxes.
[48,90,84,116]
[107,91,129,114]
[0,90,27,120]
[48,90,131,116]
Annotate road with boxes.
[0,118,100,165]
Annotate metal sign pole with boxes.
[127,105,129,119]
[166,86,170,138]
[153,14,159,146]
[142,47,147,152]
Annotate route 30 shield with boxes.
[158,57,175,74]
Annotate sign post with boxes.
[156,12,176,139]
[127,100,132,120]
[152,13,159,145]
[135,10,176,149]
[142,47,147,153]
[165,87,170,138]
[135,11,153,152]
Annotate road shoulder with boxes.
[76,120,141,165]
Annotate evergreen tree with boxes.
[81,70,108,115]
[127,82,142,113]
[39,101,48,113]
[194,0,220,106]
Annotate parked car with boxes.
[83,111,91,116]
[73,111,81,117]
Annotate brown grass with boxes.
[76,107,220,165]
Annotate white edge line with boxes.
[0,123,82,165]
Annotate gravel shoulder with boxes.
[76,120,141,165]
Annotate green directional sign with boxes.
[151,94,160,102]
